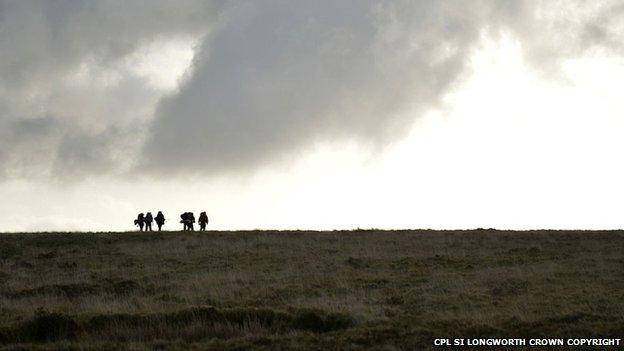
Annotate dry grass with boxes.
[0,230,623,350]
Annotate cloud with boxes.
[142,1,478,173]
[143,0,624,175]
[0,0,224,180]
[499,0,624,74]
[0,115,133,179]
[0,0,623,181]
[0,1,222,89]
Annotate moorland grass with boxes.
[0,230,623,350]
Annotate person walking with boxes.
[180,212,189,231]
[198,211,209,231]
[144,212,153,231]
[135,213,144,231]
[188,212,196,231]
[155,211,165,231]
[180,212,195,231]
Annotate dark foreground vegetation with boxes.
[0,230,623,350]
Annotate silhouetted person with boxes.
[180,212,195,231]
[155,211,165,231]
[135,213,144,231]
[188,212,195,231]
[198,212,209,231]
[144,212,153,231]
[180,212,188,231]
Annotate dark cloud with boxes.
[0,0,224,180]
[143,0,486,174]
[0,0,223,89]
[0,115,132,179]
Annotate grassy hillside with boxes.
[0,230,623,350]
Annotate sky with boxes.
[1,0,624,232]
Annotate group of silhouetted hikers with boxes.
[134,211,208,231]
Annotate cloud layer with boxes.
[0,0,223,179]
[1,0,622,180]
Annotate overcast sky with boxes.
[1,0,624,232]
